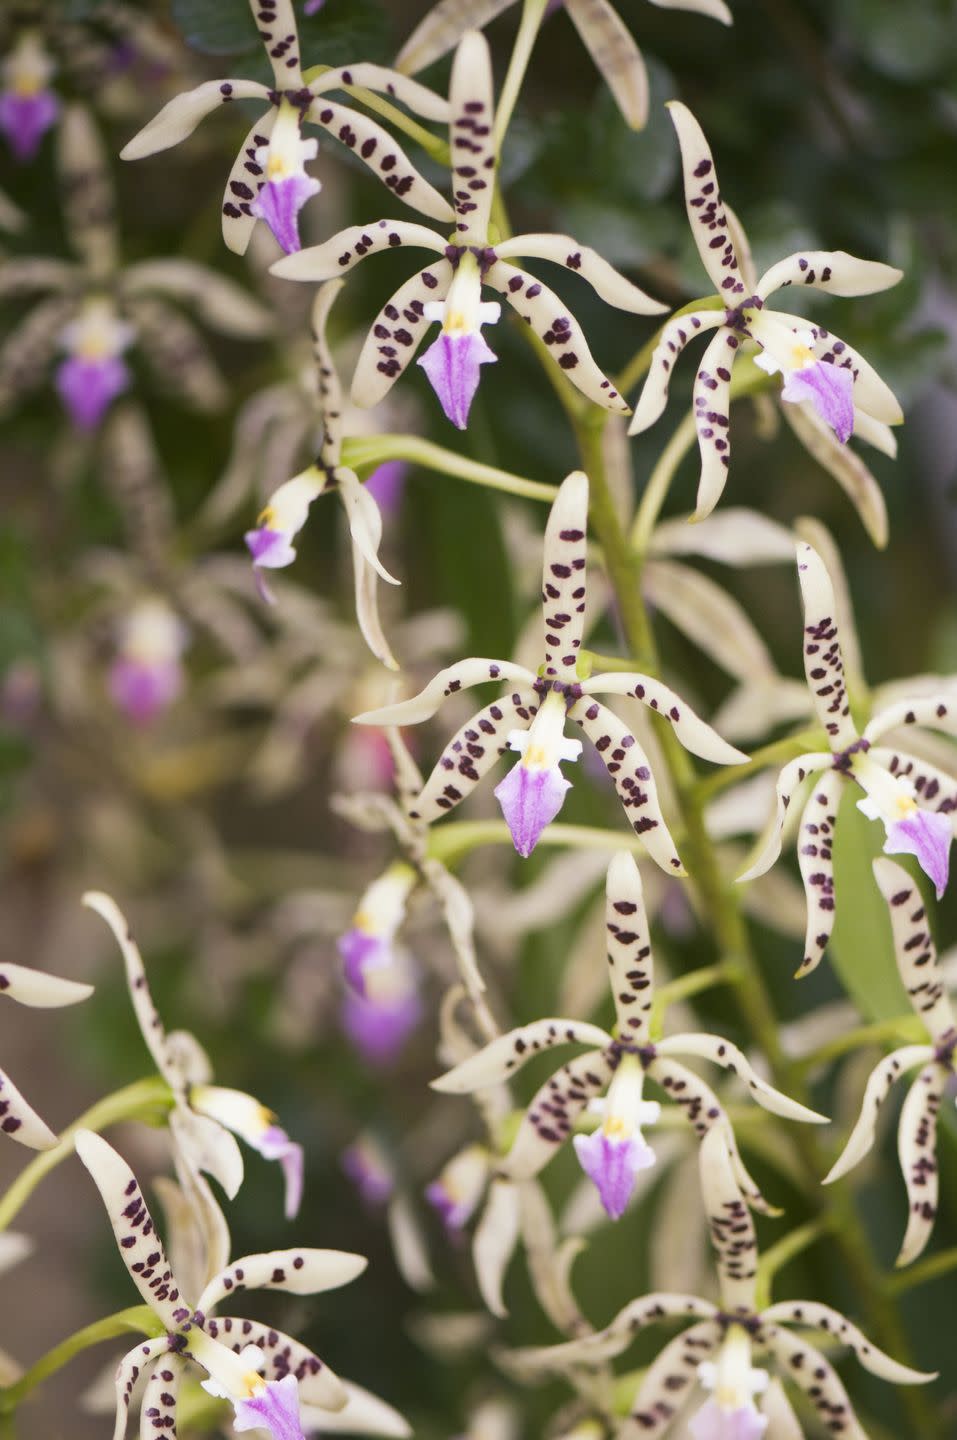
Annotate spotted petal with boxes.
[781,400,888,548]
[126,297,227,412]
[496,232,666,313]
[120,263,272,338]
[869,747,957,824]
[58,105,117,277]
[112,1338,170,1440]
[581,672,748,764]
[0,258,77,298]
[252,0,304,84]
[793,767,842,977]
[0,295,76,418]
[823,1044,934,1185]
[473,1176,521,1318]
[217,110,275,255]
[628,310,724,436]
[0,1067,58,1150]
[448,30,496,242]
[896,1062,946,1268]
[564,0,649,129]
[271,220,446,281]
[756,250,902,302]
[0,963,92,1008]
[351,259,454,409]
[759,1326,869,1440]
[656,1034,827,1123]
[207,1317,346,1411]
[605,851,656,1040]
[568,697,685,875]
[504,1048,617,1180]
[311,64,451,122]
[431,1018,612,1093]
[667,102,747,299]
[75,1131,187,1328]
[689,325,740,519]
[872,858,954,1040]
[864,694,957,745]
[120,81,271,160]
[411,688,539,823]
[306,98,453,222]
[541,469,589,678]
[485,258,629,411]
[624,1320,723,1440]
[395,0,514,73]
[352,658,536,727]
[762,1299,933,1383]
[796,541,857,747]
[697,1126,758,1312]
[198,1249,366,1312]
[510,1292,718,1369]
[137,1354,183,1440]
[736,753,833,883]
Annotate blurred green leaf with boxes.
[829,788,910,1021]
[171,0,259,56]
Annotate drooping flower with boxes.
[0,961,93,1149]
[353,472,746,868]
[244,280,400,668]
[0,105,273,426]
[337,863,417,996]
[739,541,956,974]
[120,0,453,255]
[395,0,732,131]
[272,31,666,427]
[431,852,824,1219]
[108,596,188,725]
[425,1142,492,1233]
[824,857,957,1266]
[508,1128,933,1437]
[0,31,59,161]
[628,103,903,526]
[83,891,304,1219]
[74,1129,365,1440]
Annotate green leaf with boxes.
[829,787,910,1021]
[170,0,259,56]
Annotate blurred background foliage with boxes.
[0,1,956,1437]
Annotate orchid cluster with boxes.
[1,2,955,1440]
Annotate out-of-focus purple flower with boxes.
[56,299,134,431]
[303,0,326,13]
[245,468,325,602]
[108,599,187,727]
[424,1144,489,1233]
[0,33,59,162]
[689,1399,767,1440]
[337,865,417,996]
[341,1134,395,1208]
[341,985,422,1068]
[250,99,321,254]
[191,1085,305,1220]
[364,460,408,516]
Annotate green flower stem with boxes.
[493,0,550,153]
[614,295,724,400]
[0,1307,162,1415]
[692,729,826,805]
[302,67,450,165]
[795,1016,926,1077]
[754,1219,830,1310]
[630,411,698,556]
[0,1077,173,1236]
[887,1247,957,1297]
[340,434,556,503]
[648,959,745,1038]
[571,406,938,1436]
[427,819,654,869]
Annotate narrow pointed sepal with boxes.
[431,1019,612,1093]
[823,1044,935,1185]
[473,1176,521,1318]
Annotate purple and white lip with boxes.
[418,250,500,429]
[0,33,59,162]
[250,99,321,254]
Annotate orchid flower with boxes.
[0,30,59,161]
[120,0,453,255]
[83,891,305,1220]
[0,105,273,427]
[629,102,903,525]
[738,541,956,975]
[353,471,746,866]
[824,857,957,1266]
[108,596,188,726]
[432,852,825,1221]
[341,1131,436,1293]
[508,1127,933,1440]
[272,30,665,428]
[74,1129,364,1440]
[337,861,424,1066]
[0,961,92,1149]
[395,0,731,131]
[245,279,401,669]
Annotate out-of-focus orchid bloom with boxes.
[108,596,188,725]
[337,863,417,997]
[341,951,423,1069]
[56,296,134,429]
[354,472,746,866]
[431,853,824,1219]
[629,103,903,527]
[120,0,452,255]
[342,1133,396,1209]
[739,542,957,975]
[272,31,665,427]
[364,459,408,515]
[244,281,401,668]
[425,1143,492,1234]
[75,1130,364,1440]
[0,31,59,161]
[825,858,957,1266]
[83,891,304,1219]
[508,1128,932,1436]
[0,962,92,1149]
[395,0,732,131]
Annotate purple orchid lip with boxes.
[572,1129,655,1220]
[232,1372,305,1439]
[364,459,408,516]
[781,359,854,443]
[0,89,59,161]
[341,1142,394,1208]
[109,657,182,726]
[336,929,392,997]
[256,1125,305,1220]
[418,330,497,430]
[424,1179,471,1233]
[245,527,296,568]
[689,1399,768,1440]
[341,989,422,1068]
[55,353,130,430]
[494,762,572,858]
[252,174,320,255]
[883,809,952,899]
